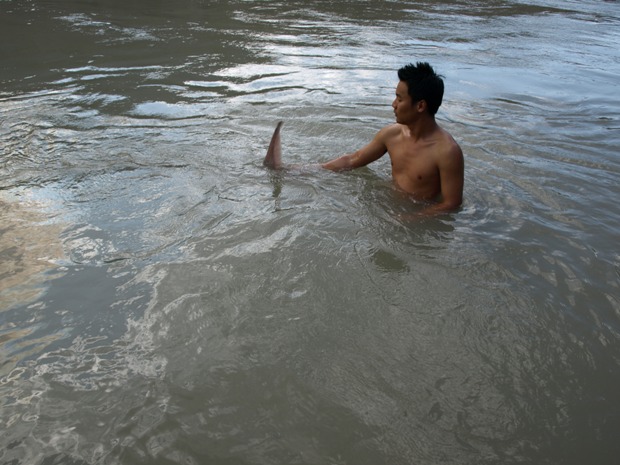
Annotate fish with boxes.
[263,121,283,169]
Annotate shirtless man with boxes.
[264,62,463,214]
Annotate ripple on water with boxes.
[2,0,620,463]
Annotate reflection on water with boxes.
[0,193,66,312]
[1,0,620,464]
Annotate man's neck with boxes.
[406,116,438,141]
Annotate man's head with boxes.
[397,62,444,116]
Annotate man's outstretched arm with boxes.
[264,122,387,171]
[321,130,388,171]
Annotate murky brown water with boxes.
[1,1,620,464]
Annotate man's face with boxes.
[392,80,418,124]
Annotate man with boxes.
[264,62,463,214]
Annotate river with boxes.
[1,1,619,464]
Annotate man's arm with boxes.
[321,129,388,171]
[421,144,464,214]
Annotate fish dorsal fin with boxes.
[263,121,283,169]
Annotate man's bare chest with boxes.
[386,141,441,198]
[387,144,439,178]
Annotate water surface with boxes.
[1,1,619,464]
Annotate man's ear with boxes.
[416,99,427,113]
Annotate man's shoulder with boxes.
[436,127,462,155]
[435,128,464,169]
[376,124,403,143]
[379,123,402,135]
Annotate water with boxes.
[1,1,619,464]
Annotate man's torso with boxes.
[383,124,457,200]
